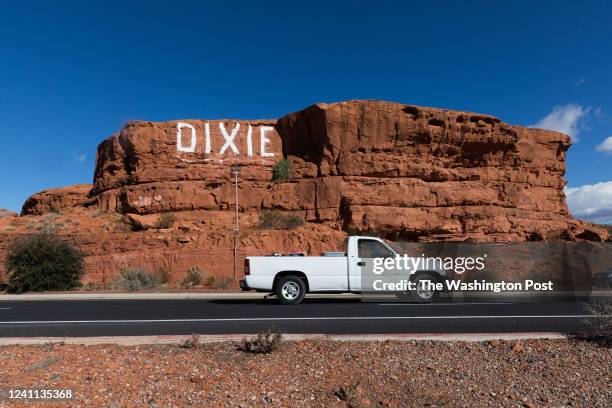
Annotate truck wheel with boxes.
[275,276,306,305]
[410,275,439,303]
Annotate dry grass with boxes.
[239,327,283,354]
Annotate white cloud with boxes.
[595,136,612,153]
[565,181,612,224]
[71,151,87,163]
[531,104,590,141]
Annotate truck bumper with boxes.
[239,279,250,291]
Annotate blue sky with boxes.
[0,1,611,221]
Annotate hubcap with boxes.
[416,280,434,299]
[281,281,300,300]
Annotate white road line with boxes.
[0,315,606,324]
[377,303,514,306]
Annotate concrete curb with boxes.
[0,293,361,301]
[0,292,266,301]
[0,332,567,346]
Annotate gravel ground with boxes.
[0,339,610,407]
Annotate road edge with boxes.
[1,290,609,301]
[0,332,567,346]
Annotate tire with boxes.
[275,276,306,305]
[393,274,440,303]
[409,275,440,303]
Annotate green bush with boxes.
[259,210,304,230]
[182,267,204,289]
[272,158,292,182]
[155,212,176,229]
[111,268,168,292]
[5,232,84,294]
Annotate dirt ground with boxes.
[0,339,610,407]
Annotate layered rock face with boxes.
[21,184,94,216]
[24,100,607,243]
[274,101,603,241]
[92,119,281,217]
[3,100,606,286]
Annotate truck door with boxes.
[349,238,395,291]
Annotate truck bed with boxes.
[247,256,349,291]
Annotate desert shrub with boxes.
[205,276,216,286]
[239,327,283,354]
[83,282,98,291]
[179,334,202,349]
[344,225,382,238]
[182,267,205,288]
[584,296,612,346]
[213,277,233,289]
[155,267,171,284]
[259,210,304,230]
[111,216,134,233]
[272,158,292,182]
[155,212,176,229]
[333,381,366,408]
[5,232,84,294]
[111,268,168,291]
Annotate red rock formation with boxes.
[4,100,606,286]
[92,119,280,216]
[0,209,17,219]
[275,100,604,242]
[0,211,346,286]
[86,101,604,242]
[21,184,94,216]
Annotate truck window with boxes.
[358,239,394,258]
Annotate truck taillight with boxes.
[244,259,250,275]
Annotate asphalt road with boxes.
[0,297,603,337]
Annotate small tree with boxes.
[5,232,84,294]
[272,158,292,182]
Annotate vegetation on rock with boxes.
[272,158,292,182]
[155,212,176,229]
[259,210,304,229]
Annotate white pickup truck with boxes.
[240,236,448,304]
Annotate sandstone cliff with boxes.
[0,209,17,219]
[88,100,604,242]
[275,101,598,242]
[21,184,94,216]
[1,100,606,286]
